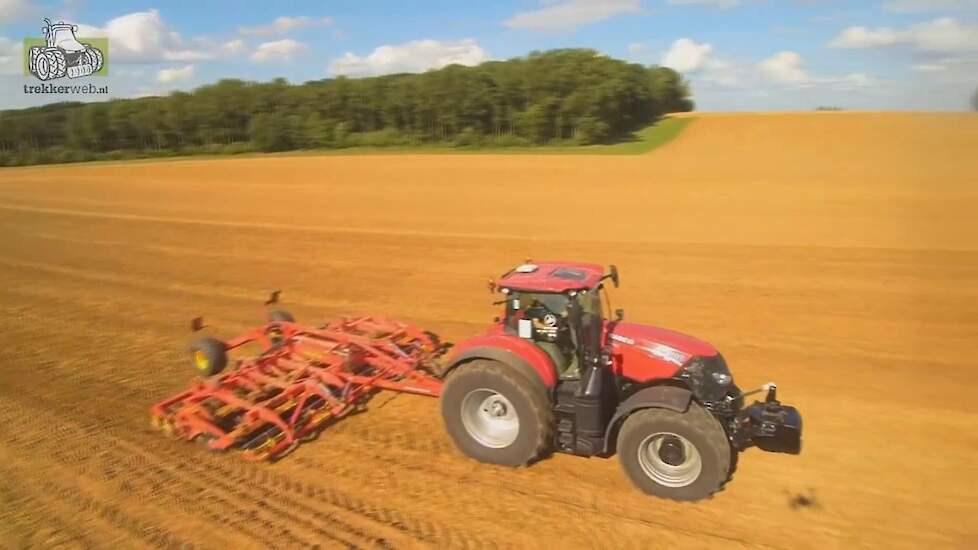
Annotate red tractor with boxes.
[438,261,801,500]
[152,261,802,501]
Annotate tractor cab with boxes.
[43,20,86,52]
[494,261,619,381]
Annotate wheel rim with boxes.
[194,351,209,372]
[637,432,702,488]
[36,57,48,79]
[460,388,519,448]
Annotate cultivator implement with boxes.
[151,315,445,461]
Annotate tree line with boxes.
[0,49,693,166]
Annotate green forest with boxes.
[0,49,693,166]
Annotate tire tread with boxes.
[618,402,732,501]
[441,359,553,466]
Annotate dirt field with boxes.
[1,112,976,549]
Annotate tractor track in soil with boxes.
[0,399,366,550]
[0,361,493,549]
[0,294,497,548]
[0,394,494,550]
[0,472,104,549]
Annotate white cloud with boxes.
[834,72,877,90]
[883,0,978,13]
[830,17,978,53]
[905,55,978,77]
[329,39,489,77]
[830,26,902,48]
[661,38,714,73]
[74,10,216,63]
[0,36,23,75]
[0,0,36,24]
[221,39,247,56]
[238,16,333,36]
[251,39,307,63]
[156,64,194,83]
[668,0,740,7]
[503,0,640,32]
[911,63,948,71]
[756,51,878,90]
[759,51,811,85]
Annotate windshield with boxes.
[50,27,81,47]
[504,292,568,327]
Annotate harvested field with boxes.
[1,112,976,549]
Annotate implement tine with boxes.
[151,314,444,461]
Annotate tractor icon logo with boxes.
[27,18,105,81]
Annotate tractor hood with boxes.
[608,322,718,382]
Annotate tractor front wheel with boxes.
[28,47,41,76]
[617,403,732,501]
[441,360,553,466]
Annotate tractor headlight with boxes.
[712,372,732,386]
[678,354,733,403]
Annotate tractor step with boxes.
[151,315,446,461]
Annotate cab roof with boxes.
[498,261,605,293]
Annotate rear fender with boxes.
[602,384,693,454]
[442,334,557,393]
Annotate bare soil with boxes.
[1,112,976,549]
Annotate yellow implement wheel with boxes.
[194,350,209,372]
[189,337,228,377]
[266,310,294,345]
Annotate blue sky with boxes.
[1,0,977,110]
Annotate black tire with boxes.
[83,45,103,72]
[268,310,294,323]
[190,337,228,377]
[44,49,67,79]
[441,360,553,466]
[33,52,51,80]
[618,403,731,501]
[28,47,41,75]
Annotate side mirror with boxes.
[615,309,625,321]
[609,265,620,288]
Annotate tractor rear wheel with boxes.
[617,403,731,501]
[441,360,553,466]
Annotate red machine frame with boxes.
[151,316,444,461]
